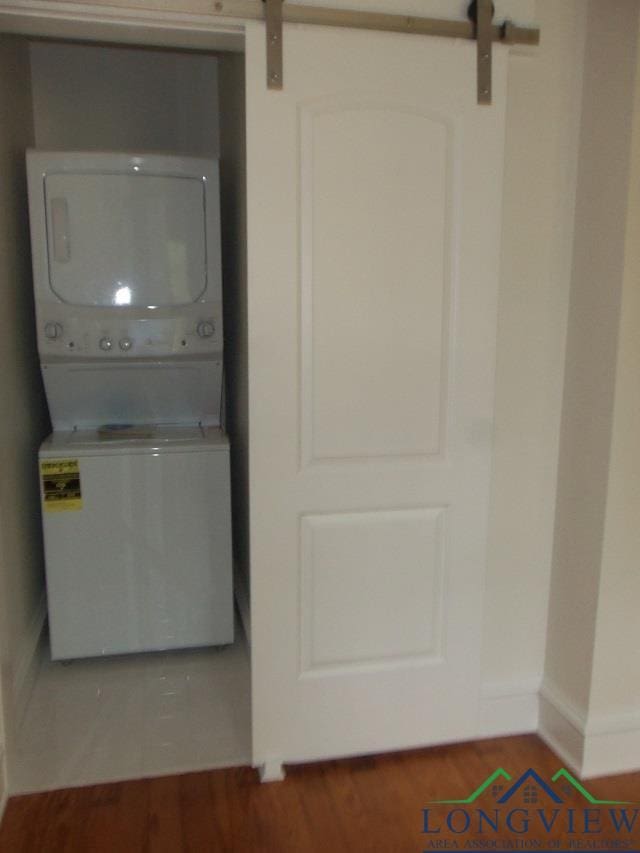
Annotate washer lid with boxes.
[78,424,204,443]
[40,425,229,456]
[41,358,223,431]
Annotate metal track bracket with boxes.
[265,0,283,90]
[471,0,495,105]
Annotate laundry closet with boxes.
[2,36,252,792]
[0,8,513,795]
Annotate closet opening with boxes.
[0,32,251,793]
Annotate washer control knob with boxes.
[99,337,113,352]
[44,322,63,340]
[119,337,133,352]
[196,320,215,339]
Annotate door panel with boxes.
[301,100,451,462]
[246,22,507,764]
[300,507,445,673]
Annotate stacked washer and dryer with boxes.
[27,150,234,661]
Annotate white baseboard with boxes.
[582,725,640,779]
[13,594,46,730]
[538,679,640,778]
[478,677,540,738]
[234,563,251,646]
[538,685,584,775]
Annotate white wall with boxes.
[584,33,640,776]
[480,0,585,724]
[0,34,50,787]
[578,1,640,776]
[545,0,637,711]
[540,0,640,777]
[29,41,219,156]
[591,30,640,725]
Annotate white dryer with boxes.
[27,150,234,659]
[27,150,225,427]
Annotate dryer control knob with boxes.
[99,337,113,352]
[197,320,215,338]
[119,337,133,352]
[44,322,63,340]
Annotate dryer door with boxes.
[44,171,208,308]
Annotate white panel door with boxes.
[246,21,507,766]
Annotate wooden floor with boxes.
[1,734,639,852]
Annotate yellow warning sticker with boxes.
[41,459,82,512]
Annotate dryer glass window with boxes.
[44,172,208,307]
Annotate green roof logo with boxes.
[431,767,633,806]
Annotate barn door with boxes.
[245,20,507,770]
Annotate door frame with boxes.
[0,2,246,52]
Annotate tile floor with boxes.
[10,619,251,794]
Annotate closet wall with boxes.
[218,52,249,630]
[0,36,50,786]
[29,41,219,155]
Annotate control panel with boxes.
[37,303,223,359]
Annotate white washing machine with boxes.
[40,426,232,659]
[27,150,234,659]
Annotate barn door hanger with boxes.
[264,0,283,90]
[469,0,492,105]
[261,0,539,102]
